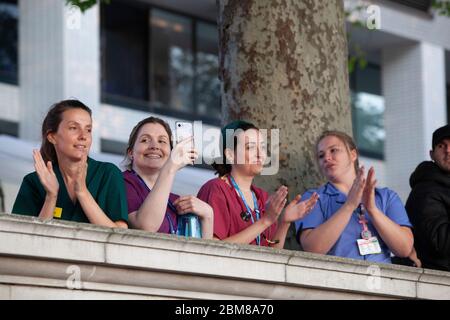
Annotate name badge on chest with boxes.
[356,204,382,255]
[357,237,382,255]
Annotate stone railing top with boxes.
[1,213,449,299]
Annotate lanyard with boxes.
[131,170,177,234]
[228,175,261,245]
[357,204,372,240]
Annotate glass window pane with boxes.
[354,65,382,95]
[352,92,385,157]
[150,9,193,112]
[0,0,18,84]
[101,1,148,101]
[350,64,385,158]
[195,21,220,118]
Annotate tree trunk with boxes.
[218,0,352,249]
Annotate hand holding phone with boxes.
[175,121,194,145]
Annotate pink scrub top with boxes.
[197,176,277,246]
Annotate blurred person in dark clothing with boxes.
[405,124,450,271]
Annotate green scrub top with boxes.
[12,157,128,224]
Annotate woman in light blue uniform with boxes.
[295,130,414,263]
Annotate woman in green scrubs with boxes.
[12,100,128,228]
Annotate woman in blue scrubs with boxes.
[296,130,414,263]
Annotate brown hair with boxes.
[40,99,92,164]
[212,120,259,177]
[315,130,359,173]
[123,116,173,170]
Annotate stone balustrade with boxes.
[0,213,449,299]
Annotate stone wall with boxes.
[0,214,449,299]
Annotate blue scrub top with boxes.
[295,182,412,263]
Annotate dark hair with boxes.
[124,116,173,170]
[432,124,450,150]
[212,120,259,176]
[40,99,92,164]
[315,130,359,174]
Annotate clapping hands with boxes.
[33,149,59,198]
[282,192,319,223]
[263,186,319,226]
[346,166,378,212]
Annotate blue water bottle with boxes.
[177,213,202,238]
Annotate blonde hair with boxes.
[315,130,359,173]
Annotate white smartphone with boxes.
[175,121,194,145]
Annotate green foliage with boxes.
[348,44,367,74]
[432,0,450,16]
[345,0,450,73]
[65,0,110,13]
[344,4,372,73]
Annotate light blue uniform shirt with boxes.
[295,182,412,263]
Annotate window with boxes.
[0,0,18,85]
[195,22,220,117]
[388,0,431,12]
[350,63,385,159]
[150,9,193,113]
[101,0,220,125]
[101,1,148,102]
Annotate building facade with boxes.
[0,0,449,212]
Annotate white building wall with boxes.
[18,0,65,141]
[421,43,447,150]
[18,0,101,151]
[63,4,101,152]
[383,42,447,201]
[375,0,450,50]
[0,83,19,122]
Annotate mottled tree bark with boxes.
[218,0,352,249]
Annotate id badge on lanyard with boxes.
[356,204,382,256]
[228,175,262,246]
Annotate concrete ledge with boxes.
[0,213,449,299]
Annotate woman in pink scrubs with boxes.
[198,120,318,247]
[123,116,213,238]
